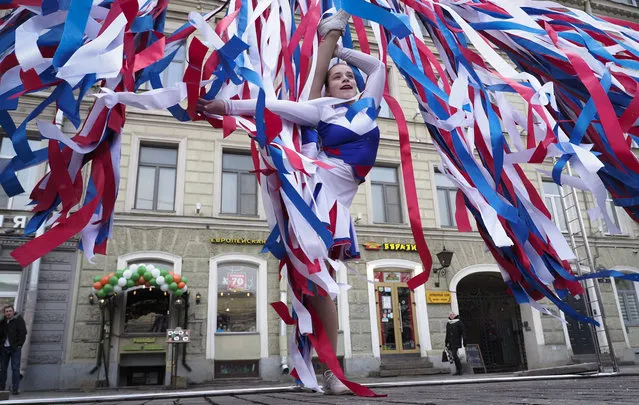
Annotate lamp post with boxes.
[433,248,454,288]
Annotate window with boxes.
[221,153,257,216]
[435,170,457,228]
[135,145,178,211]
[0,271,21,312]
[616,278,639,327]
[162,46,186,88]
[141,46,185,90]
[217,262,257,333]
[602,195,621,234]
[371,166,402,224]
[123,261,173,334]
[0,138,42,210]
[378,68,394,119]
[542,181,568,232]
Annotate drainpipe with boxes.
[279,276,289,374]
[19,109,63,376]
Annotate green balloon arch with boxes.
[90,263,189,299]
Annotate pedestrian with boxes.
[445,312,465,376]
[0,305,27,395]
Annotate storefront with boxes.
[0,211,79,391]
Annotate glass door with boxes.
[375,271,419,354]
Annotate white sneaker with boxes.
[318,9,351,37]
[322,370,352,395]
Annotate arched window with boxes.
[216,262,258,333]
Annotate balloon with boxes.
[164,274,173,284]
[147,264,155,271]
[156,276,165,285]
[160,283,169,291]
[175,289,183,297]
[123,270,132,279]
[93,282,102,290]
[93,275,102,283]
[108,272,115,278]
[126,279,135,288]
[118,277,127,287]
[129,264,139,271]
[181,276,189,284]
[151,268,161,278]
[97,289,106,298]
[114,285,123,294]
[169,282,178,291]
[100,276,109,286]
[137,265,147,274]
[109,276,118,286]
[115,269,124,278]
[149,278,157,287]
[143,271,153,281]
[103,284,114,294]
[182,285,188,292]
[177,282,185,289]
[173,274,182,283]
[160,269,169,276]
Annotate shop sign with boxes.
[132,337,156,343]
[363,241,417,251]
[0,214,29,230]
[210,237,266,245]
[426,291,452,304]
[167,327,190,343]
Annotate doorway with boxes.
[457,272,527,372]
[374,270,419,354]
[562,294,596,355]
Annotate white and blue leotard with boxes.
[224,46,385,259]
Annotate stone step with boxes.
[379,367,450,377]
[380,358,434,370]
[513,362,599,377]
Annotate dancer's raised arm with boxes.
[197,98,322,127]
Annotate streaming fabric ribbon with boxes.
[2,0,639,395]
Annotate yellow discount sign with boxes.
[426,291,452,304]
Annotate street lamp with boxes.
[433,248,454,288]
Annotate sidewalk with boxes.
[3,364,639,403]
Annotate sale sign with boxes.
[227,273,246,290]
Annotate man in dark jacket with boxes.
[0,305,27,395]
[445,312,465,376]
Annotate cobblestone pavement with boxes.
[48,375,637,405]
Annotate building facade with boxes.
[1,0,639,392]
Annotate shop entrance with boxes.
[457,272,527,372]
[374,270,419,354]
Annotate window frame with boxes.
[207,255,268,360]
[215,262,259,333]
[616,280,639,327]
[541,179,569,232]
[134,144,179,212]
[220,152,258,217]
[125,134,186,215]
[434,169,458,228]
[0,137,46,211]
[0,270,23,312]
[370,166,403,224]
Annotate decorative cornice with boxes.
[590,1,639,19]
[0,236,78,251]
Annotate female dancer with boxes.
[197,10,384,395]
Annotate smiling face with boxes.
[325,63,357,100]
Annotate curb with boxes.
[0,372,628,404]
